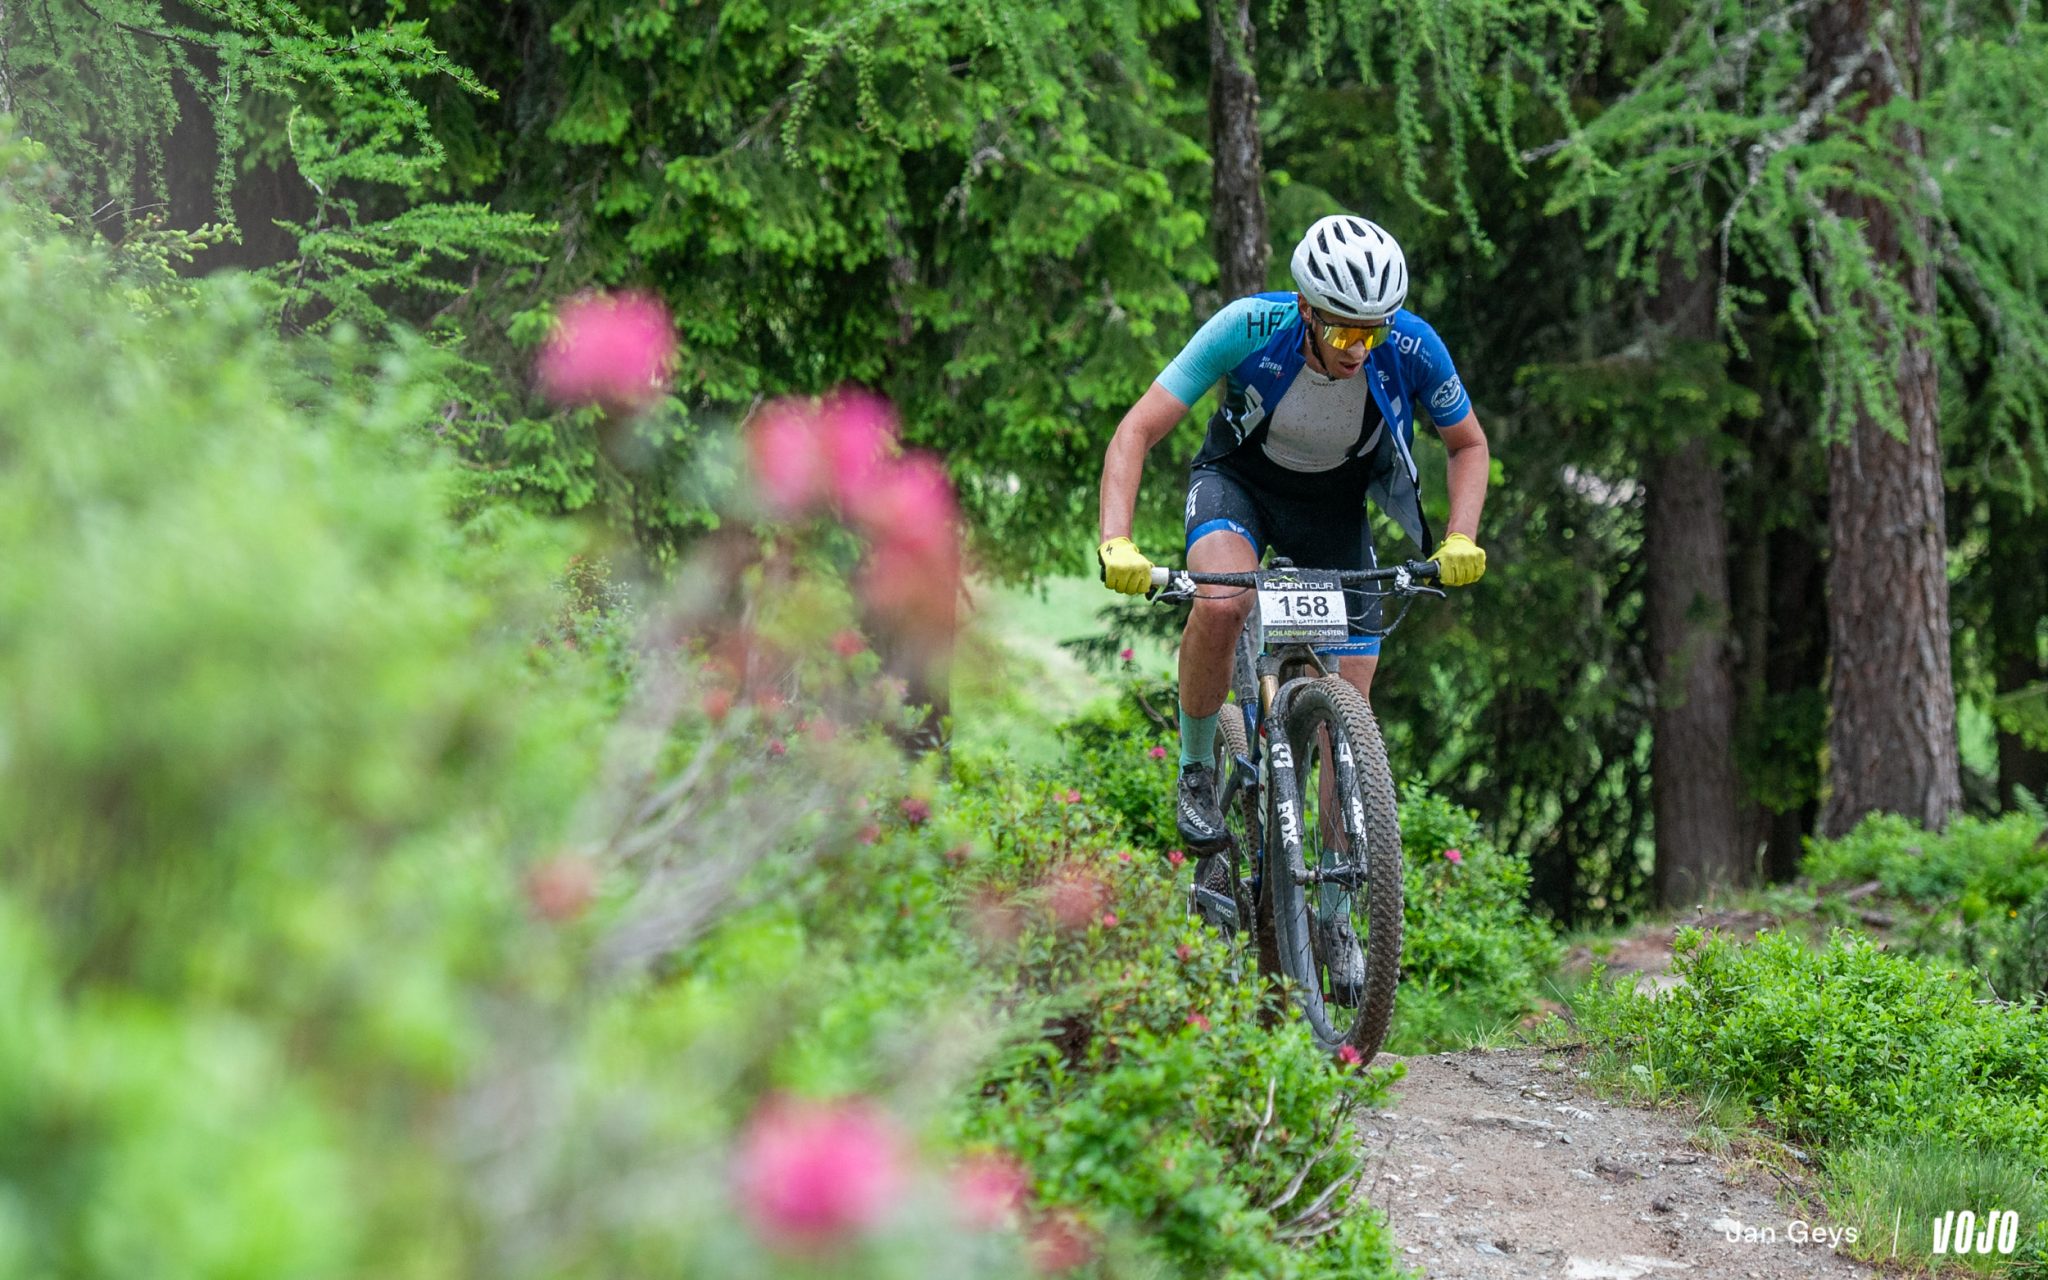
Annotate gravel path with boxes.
[1360,1049,1880,1280]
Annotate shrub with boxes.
[1395,783,1564,1046]
[1578,929,2048,1167]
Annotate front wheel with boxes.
[1267,675,1404,1061]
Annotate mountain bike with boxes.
[1149,559,1444,1062]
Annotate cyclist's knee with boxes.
[1190,589,1255,632]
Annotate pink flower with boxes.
[1046,864,1109,931]
[767,738,787,758]
[857,822,881,846]
[701,687,735,724]
[1149,745,1168,760]
[746,400,830,516]
[952,1152,1033,1230]
[525,855,596,923]
[1061,789,1082,805]
[1117,851,1132,864]
[1185,1012,1211,1032]
[1119,647,1134,662]
[830,628,866,658]
[899,796,932,826]
[1027,1211,1096,1274]
[1100,911,1118,928]
[850,450,955,549]
[1443,847,1464,864]
[1166,849,1185,868]
[736,1096,907,1253]
[535,290,676,416]
[1174,943,1193,962]
[1337,1043,1364,1068]
[818,390,900,515]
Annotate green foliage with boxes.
[1803,810,2048,1001]
[1055,676,1182,850]
[944,761,1404,1277]
[1392,783,1564,1048]
[1578,929,2048,1169]
[1262,0,1617,250]
[3,0,549,338]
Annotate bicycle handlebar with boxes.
[1146,561,1443,590]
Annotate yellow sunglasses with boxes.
[1313,311,1392,352]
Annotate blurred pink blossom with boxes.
[1443,847,1464,864]
[952,1152,1033,1230]
[1185,1012,1211,1032]
[1149,745,1168,760]
[900,796,932,826]
[830,628,867,657]
[525,855,595,923]
[1337,1043,1364,1068]
[820,391,901,514]
[1119,647,1134,662]
[535,290,676,416]
[1046,864,1110,932]
[736,1096,907,1253]
[1061,789,1081,805]
[1027,1211,1096,1274]
[1166,849,1185,868]
[1175,943,1193,962]
[1100,911,1118,928]
[747,401,830,516]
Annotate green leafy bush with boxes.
[1392,784,1564,1048]
[1579,929,2048,1166]
[1804,810,2048,998]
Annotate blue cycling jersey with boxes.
[1154,292,1473,551]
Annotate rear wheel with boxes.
[1268,676,1404,1061]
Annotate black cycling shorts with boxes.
[1183,451,1383,657]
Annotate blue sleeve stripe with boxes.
[1158,297,1294,406]
[1186,518,1260,555]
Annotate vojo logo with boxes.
[1932,1210,2021,1257]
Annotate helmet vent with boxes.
[1345,259,1369,298]
[1316,227,1330,253]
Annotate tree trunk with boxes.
[1646,257,1747,906]
[1207,0,1267,301]
[1811,0,1962,836]
[1989,497,2048,809]
[1,0,15,120]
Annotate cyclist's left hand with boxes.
[1432,533,1487,587]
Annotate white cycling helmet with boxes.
[1289,214,1408,321]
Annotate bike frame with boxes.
[1157,560,1442,926]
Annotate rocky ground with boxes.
[1359,1048,1884,1280]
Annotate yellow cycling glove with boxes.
[1098,536,1154,595]
[1432,533,1487,587]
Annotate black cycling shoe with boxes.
[1175,762,1228,853]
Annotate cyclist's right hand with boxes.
[1097,536,1154,594]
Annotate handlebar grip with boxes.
[1149,566,1172,587]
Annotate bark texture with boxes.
[1207,0,1267,301]
[1646,259,1748,906]
[1812,0,1963,836]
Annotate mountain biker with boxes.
[1095,214,1491,856]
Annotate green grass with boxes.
[1821,1137,2048,1276]
[956,574,1180,768]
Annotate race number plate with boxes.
[1256,570,1347,644]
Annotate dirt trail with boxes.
[1361,1048,1879,1280]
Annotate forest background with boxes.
[6,1,2048,1276]
[12,0,2044,924]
